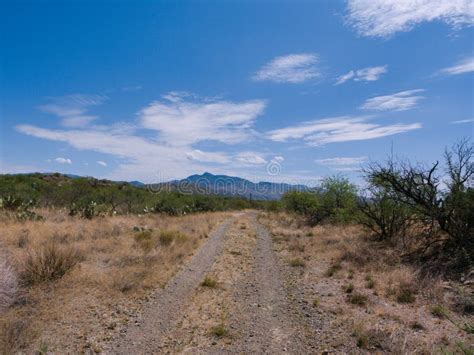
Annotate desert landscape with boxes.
[1,0,473,353]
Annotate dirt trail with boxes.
[110,216,235,353]
[108,212,317,354]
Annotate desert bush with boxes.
[134,230,155,253]
[365,139,473,274]
[20,243,81,285]
[289,258,306,267]
[282,176,358,225]
[0,259,18,312]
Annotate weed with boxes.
[325,262,342,277]
[431,304,447,318]
[344,283,354,293]
[365,275,375,289]
[210,324,228,338]
[312,298,320,307]
[289,258,306,267]
[348,293,368,306]
[396,284,416,304]
[411,321,425,330]
[201,276,217,288]
[21,243,80,285]
[0,259,18,312]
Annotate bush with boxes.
[289,258,306,267]
[21,243,81,285]
[134,230,155,253]
[201,276,217,288]
[0,259,18,312]
[364,139,473,274]
[158,230,187,246]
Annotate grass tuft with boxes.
[289,258,306,267]
[201,276,217,288]
[20,243,80,285]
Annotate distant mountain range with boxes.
[153,172,310,200]
[3,172,310,200]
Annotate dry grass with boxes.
[0,258,18,312]
[259,211,472,353]
[0,209,229,353]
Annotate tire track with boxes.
[109,216,235,354]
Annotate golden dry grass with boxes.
[0,209,230,353]
[259,211,473,353]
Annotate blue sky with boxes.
[1,0,473,184]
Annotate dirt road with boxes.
[108,212,317,354]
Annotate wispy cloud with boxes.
[54,157,72,164]
[336,65,387,85]
[97,161,107,166]
[360,89,425,111]
[252,53,320,83]
[439,56,474,75]
[451,118,474,124]
[16,93,269,181]
[38,94,107,127]
[267,116,421,146]
[234,152,267,165]
[185,149,230,164]
[315,156,368,166]
[140,93,266,146]
[345,0,474,38]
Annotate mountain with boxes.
[157,172,309,200]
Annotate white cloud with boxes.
[440,57,474,75]
[16,93,267,181]
[360,89,425,111]
[186,150,230,164]
[336,65,387,85]
[97,161,107,166]
[346,0,474,38]
[54,157,72,164]
[267,116,421,146]
[273,156,285,162]
[234,152,267,165]
[38,94,106,127]
[451,118,474,124]
[140,94,266,146]
[315,156,368,166]
[252,53,320,83]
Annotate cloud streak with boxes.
[252,53,320,83]
[360,89,425,111]
[346,0,474,38]
[38,94,107,127]
[440,56,474,75]
[267,116,421,146]
[336,65,387,85]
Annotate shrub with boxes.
[0,259,18,312]
[396,282,416,304]
[210,324,228,337]
[20,243,80,285]
[289,258,305,267]
[158,230,187,246]
[348,293,368,306]
[364,139,473,274]
[201,276,217,288]
[325,262,342,277]
[343,283,354,293]
[134,230,155,253]
[431,304,447,318]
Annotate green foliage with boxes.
[282,176,358,225]
[0,173,268,218]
